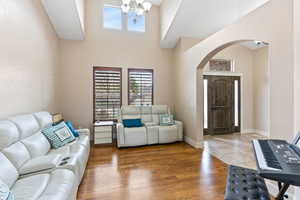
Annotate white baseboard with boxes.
[184,136,203,148]
[241,129,269,137]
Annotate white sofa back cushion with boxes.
[0,112,53,188]
[0,153,19,188]
[2,142,31,169]
[9,114,40,139]
[119,105,170,125]
[152,105,169,125]
[0,121,20,150]
[34,112,53,128]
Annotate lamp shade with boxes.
[121,4,130,13]
[143,1,152,12]
[136,7,144,15]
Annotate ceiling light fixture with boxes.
[121,0,152,15]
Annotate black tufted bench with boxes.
[224,165,270,200]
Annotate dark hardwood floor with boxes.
[77,142,228,200]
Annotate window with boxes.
[203,79,208,129]
[103,6,122,30]
[209,59,234,72]
[127,11,145,32]
[93,67,122,122]
[128,69,153,106]
[103,5,146,32]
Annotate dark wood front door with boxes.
[204,76,240,135]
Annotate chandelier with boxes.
[121,0,152,16]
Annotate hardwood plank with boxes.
[77,143,228,200]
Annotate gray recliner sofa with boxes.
[117,105,183,147]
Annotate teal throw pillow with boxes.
[65,121,79,137]
[42,122,76,149]
[159,114,175,126]
[123,119,143,128]
[0,179,14,200]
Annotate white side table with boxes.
[94,121,114,145]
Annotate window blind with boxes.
[93,67,122,122]
[128,69,153,106]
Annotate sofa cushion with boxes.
[123,119,143,128]
[2,142,31,169]
[0,179,14,200]
[152,105,169,125]
[0,153,19,188]
[9,115,40,139]
[42,122,75,149]
[22,132,51,158]
[11,173,50,200]
[159,125,178,144]
[141,106,152,123]
[124,127,147,146]
[34,112,52,129]
[121,106,141,120]
[37,169,76,200]
[0,121,20,150]
[19,155,62,176]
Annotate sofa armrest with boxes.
[117,123,125,147]
[77,129,90,137]
[175,120,183,141]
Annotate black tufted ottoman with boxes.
[224,165,270,200]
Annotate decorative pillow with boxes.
[159,114,175,126]
[0,179,14,200]
[123,119,143,128]
[42,122,76,149]
[65,121,79,137]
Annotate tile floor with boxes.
[203,133,265,169]
[203,133,295,199]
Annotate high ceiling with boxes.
[161,0,270,48]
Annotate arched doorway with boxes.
[199,40,270,137]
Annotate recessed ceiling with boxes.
[161,0,270,48]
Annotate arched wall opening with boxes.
[173,0,294,149]
[196,40,270,138]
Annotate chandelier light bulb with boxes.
[120,0,151,15]
[143,2,152,12]
[136,7,144,15]
[121,4,130,13]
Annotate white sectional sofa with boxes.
[117,105,183,147]
[0,112,90,200]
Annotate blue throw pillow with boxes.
[123,119,143,128]
[42,122,76,149]
[0,179,14,200]
[65,121,79,137]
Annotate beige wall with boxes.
[173,0,294,147]
[203,44,255,132]
[253,46,269,136]
[58,0,174,128]
[0,0,59,119]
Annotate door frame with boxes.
[203,71,243,135]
